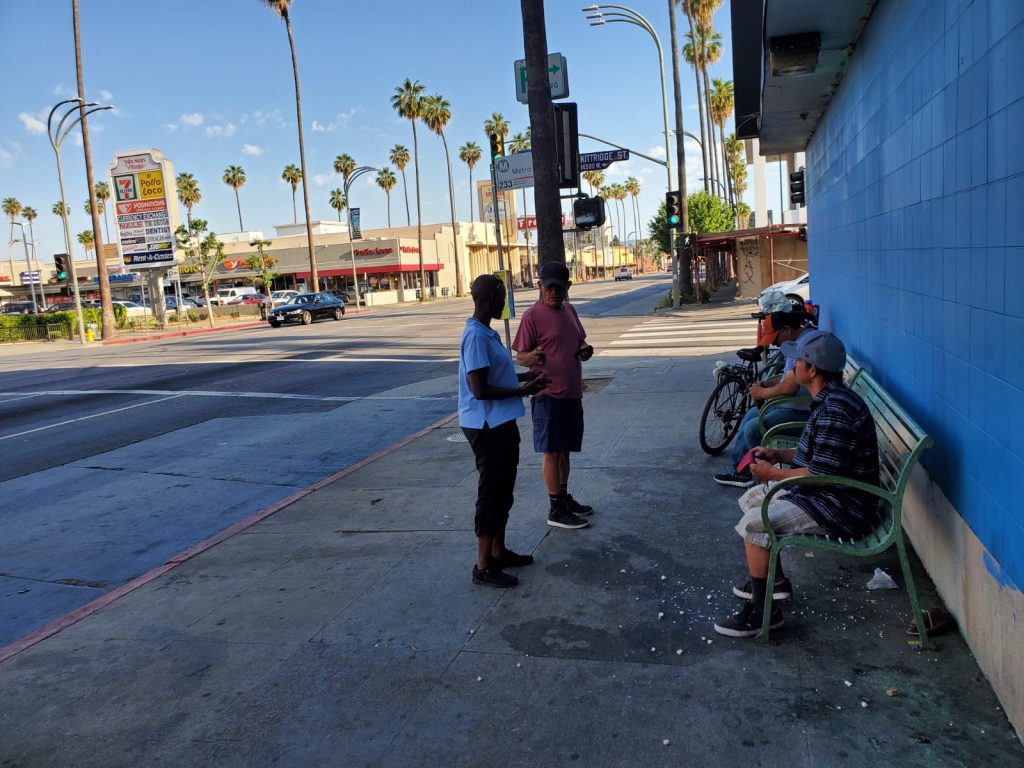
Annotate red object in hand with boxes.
[736,448,758,473]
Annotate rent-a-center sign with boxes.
[109,149,179,269]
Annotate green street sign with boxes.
[514,52,569,104]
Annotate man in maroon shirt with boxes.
[513,261,595,529]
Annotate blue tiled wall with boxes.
[806,0,1024,586]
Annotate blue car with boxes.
[267,292,345,327]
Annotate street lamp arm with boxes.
[595,12,656,36]
[595,4,657,31]
[47,98,84,148]
[344,166,378,196]
[578,132,667,167]
[57,105,114,148]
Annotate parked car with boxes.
[759,272,810,310]
[614,267,633,281]
[228,293,269,305]
[210,286,258,305]
[267,292,345,327]
[271,290,300,306]
[166,296,198,310]
[1,302,36,315]
[111,300,148,318]
[44,302,78,313]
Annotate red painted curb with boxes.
[102,321,265,345]
[0,410,458,665]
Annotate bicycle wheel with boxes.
[699,375,749,455]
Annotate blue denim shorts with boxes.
[531,395,584,453]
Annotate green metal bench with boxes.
[755,369,934,648]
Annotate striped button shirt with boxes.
[787,381,880,539]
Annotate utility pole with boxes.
[520,0,565,266]
[668,0,693,303]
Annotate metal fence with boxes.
[0,322,73,344]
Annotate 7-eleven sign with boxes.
[114,174,138,201]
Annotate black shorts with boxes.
[463,420,520,538]
[531,395,584,453]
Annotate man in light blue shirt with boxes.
[460,275,548,588]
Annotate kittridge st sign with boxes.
[579,149,630,172]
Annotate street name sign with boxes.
[109,148,179,269]
[579,149,630,172]
[494,151,535,191]
[515,53,568,103]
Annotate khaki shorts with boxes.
[734,483,826,548]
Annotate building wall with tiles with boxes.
[805,0,1023,734]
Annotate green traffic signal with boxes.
[56,270,67,280]
[668,214,680,225]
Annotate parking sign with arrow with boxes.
[515,53,568,103]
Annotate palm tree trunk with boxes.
[439,132,464,296]
[73,0,115,339]
[292,187,297,223]
[412,120,425,300]
[102,206,110,242]
[720,124,735,210]
[386,192,392,228]
[234,187,244,231]
[283,12,317,290]
[468,168,475,222]
[401,170,411,226]
[703,68,719,192]
[685,12,710,194]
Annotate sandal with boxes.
[906,607,954,637]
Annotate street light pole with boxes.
[48,97,113,346]
[11,223,39,312]
[344,166,377,309]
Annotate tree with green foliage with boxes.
[648,201,671,255]
[223,165,247,230]
[247,238,277,294]
[174,217,225,327]
[391,78,427,298]
[687,191,734,234]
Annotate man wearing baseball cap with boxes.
[513,260,595,530]
[714,310,812,488]
[714,330,880,638]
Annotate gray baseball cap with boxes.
[780,329,846,373]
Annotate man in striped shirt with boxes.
[715,330,879,638]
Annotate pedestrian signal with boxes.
[665,191,682,230]
[489,133,505,161]
[54,253,69,282]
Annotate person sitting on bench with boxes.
[714,330,880,638]
[714,310,813,488]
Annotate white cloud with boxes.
[164,123,178,134]
[310,107,363,133]
[647,145,666,159]
[244,109,286,129]
[312,173,330,187]
[18,112,46,134]
[180,112,204,127]
[242,143,264,156]
[0,141,19,171]
[53,82,73,97]
[99,89,113,101]
[203,122,236,138]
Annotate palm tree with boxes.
[329,188,347,222]
[375,168,397,228]
[261,0,318,289]
[333,153,356,192]
[422,93,465,296]
[483,113,511,239]
[77,229,95,260]
[84,198,104,217]
[176,172,201,231]
[391,78,427,299]
[22,206,40,292]
[52,201,70,221]
[94,181,111,241]
[582,170,605,197]
[223,165,247,230]
[682,1,710,192]
[389,144,411,226]
[701,27,724,188]
[282,163,302,223]
[710,78,735,206]
[2,197,21,242]
[625,176,642,257]
[458,141,482,221]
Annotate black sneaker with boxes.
[714,471,756,488]
[564,494,593,516]
[732,577,793,601]
[713,602,784,638]
[472,565,518,588]
[493,549,534,568]
[547,505,591,529]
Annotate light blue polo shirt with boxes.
[459,318,525,429]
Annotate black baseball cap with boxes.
[539,261,570,290]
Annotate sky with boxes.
[0,0,769,264]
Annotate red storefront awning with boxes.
[294,263,444,279]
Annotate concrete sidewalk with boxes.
[2,303,1021,766]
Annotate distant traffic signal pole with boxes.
[48,97,111,345]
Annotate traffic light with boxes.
[573,196,606,230]
[54,253,69,282]
[489,132,505,161]
[665,190,682,230]
[790,169,805,207]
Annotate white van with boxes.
[211,286,258,305]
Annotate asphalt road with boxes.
[0,274,671,646]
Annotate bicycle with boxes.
[699,343,785,456]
